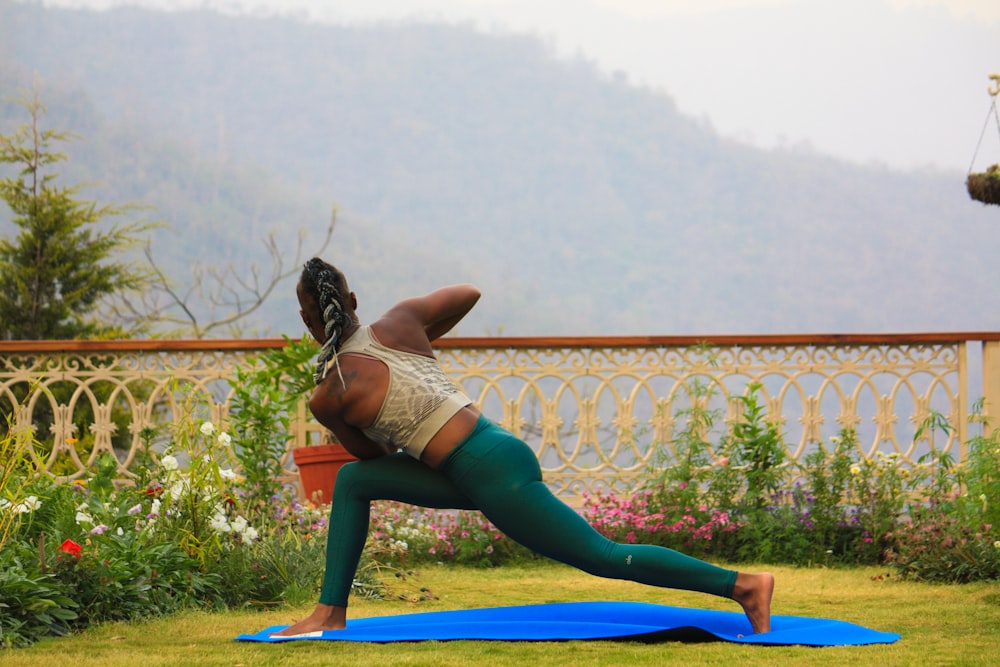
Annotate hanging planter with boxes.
[966,74,1000,206]
[293,442,357,505]
[966,165,1000,205]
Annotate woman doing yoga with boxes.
[274,258,774,637]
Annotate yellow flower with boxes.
[850,465,861,475]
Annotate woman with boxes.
[275,258,774,636]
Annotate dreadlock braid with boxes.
[301,258,354,386]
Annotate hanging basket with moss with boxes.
[966,164,1000,206]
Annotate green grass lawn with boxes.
[4,562,999,666]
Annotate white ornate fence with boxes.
[2,333,999,501]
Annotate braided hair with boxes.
[300,258,354,386]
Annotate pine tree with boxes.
[0,87,154,340]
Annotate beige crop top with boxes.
[331,325,472,459]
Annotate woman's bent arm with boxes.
[392,284,482,342]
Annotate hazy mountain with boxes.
[1,1,998,337]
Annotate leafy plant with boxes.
[727,382,787,510]
[0,545,78,649]
[227,335,316,527]
[0,414,34,551]
[961,397,1000,529]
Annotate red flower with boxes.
[58,539,82,558]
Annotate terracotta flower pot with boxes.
[292,444,358,505]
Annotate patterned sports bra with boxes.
[332,325,472,459]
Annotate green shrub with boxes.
[0,544,78,649]
[227,335,316,527]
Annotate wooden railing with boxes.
[3,333,999,500]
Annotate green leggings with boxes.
[319,415,737,606]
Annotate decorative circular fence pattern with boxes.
[2,334,999,502]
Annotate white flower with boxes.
[168,480,186,499]
[231,515,249,534]
[149,498,161,517]
[242,526,259,542]
[217,432,232,448]
[209,513,231,533]
[219,467,237,481]
[200,421,215,437]
[117,526,124,536]
[76,510,94,524]
[0,498,10,511]
[160,455,179,471]
[14,496,41,513]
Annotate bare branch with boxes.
[117,208,336,338]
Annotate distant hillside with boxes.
[1,0,998,337]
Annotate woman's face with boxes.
[296,280,326,344]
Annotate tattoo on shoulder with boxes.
[324,369,357,399]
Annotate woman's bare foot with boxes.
[271,603,347,636]
[732,572,774,634]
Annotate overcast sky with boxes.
[46,0,1000,173]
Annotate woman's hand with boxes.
[324,416,394,460]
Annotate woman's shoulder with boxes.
[368,314,434,357]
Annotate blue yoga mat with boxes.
[236,601,899,647]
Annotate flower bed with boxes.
[3,381,998,649]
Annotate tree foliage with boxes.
[0,85,154,340]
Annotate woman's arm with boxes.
[390,284,482,342]
[308,386,394,460]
